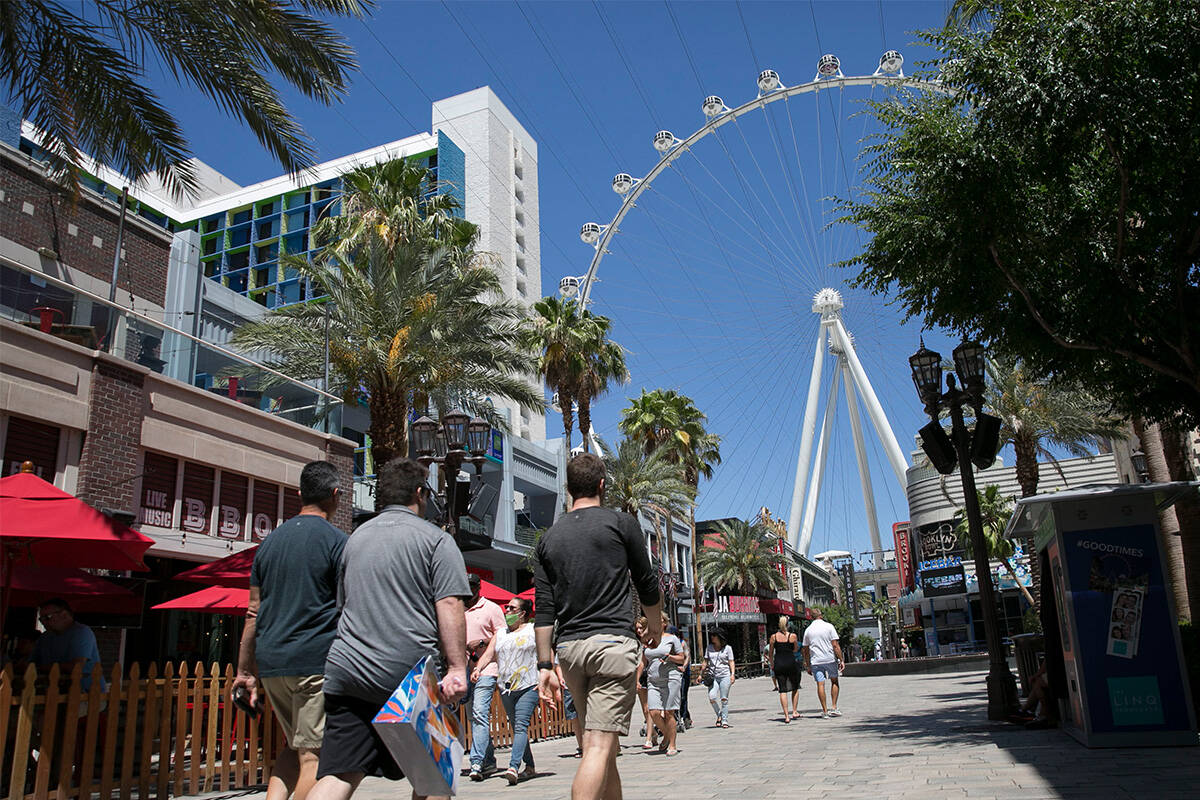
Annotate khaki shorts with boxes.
[557,634,640,735]
[261,674,326,750]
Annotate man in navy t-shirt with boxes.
[233,461,346,800]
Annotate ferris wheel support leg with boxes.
[843,358,884,569]
[798,365,841,557]
[787,326,829,549]
[830,318,909,488]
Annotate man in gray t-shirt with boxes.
[310,459,470,800]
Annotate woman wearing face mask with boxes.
[472,597,538,784]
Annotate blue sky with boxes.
[143,0,965,557]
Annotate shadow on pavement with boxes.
[844,672,1200,799]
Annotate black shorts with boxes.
[317,693,404,781]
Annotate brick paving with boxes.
[231,669,1200,799]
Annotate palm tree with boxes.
[600,437,694,522]
[574,316,629,454]
[0,1,365,199]
[955,485,1036,607]
[697,519,786,596]
[522,298,627,452]
[985,355,1126,498]
[232,162,540,467]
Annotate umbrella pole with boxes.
[1,550,12,646]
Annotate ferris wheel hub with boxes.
[812,288,844,318]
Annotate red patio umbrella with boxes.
[516,587,536,601]
[1,468,154,629]
[0,471,154,571]
[153,585,248,616]
[1,565,141,614]
[478,580,514,604]
[174,546,257,588]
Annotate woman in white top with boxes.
[704,631,736,728]
[472,597,538,784]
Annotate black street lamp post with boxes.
[910,340,1019,721]
[411,411,492,544]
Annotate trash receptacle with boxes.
[1011,633,1044,697]
[1005,482,1198,747]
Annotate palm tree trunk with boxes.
[560,389,575,452]
[1136,420,1192,622]
[1013,432,1040,496]
[1002,558,1037,607]
[577,395,592,453]
[1160,424,1199,623]
[368,389,409,468]
[1012,431,1043,611]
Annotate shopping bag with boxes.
[372,655,465,796]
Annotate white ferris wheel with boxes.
[559,50,948,560]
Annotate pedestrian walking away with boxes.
[533,452,663,800]
[306,458,470,800]
[472,596,540,785]
[463,574,505,781]
[769,616,802,722]
[233,461,346,800]
[802,608,845,719]
[704,631,736,728]
[675,626,693,731]
[640,614,685,756]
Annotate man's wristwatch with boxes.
[537,660,555,671]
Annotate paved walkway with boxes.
[233,670,1200,799]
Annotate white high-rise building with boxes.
[433,88,545,441]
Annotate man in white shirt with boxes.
[801,608,845,718]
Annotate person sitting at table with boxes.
[29,598,104,691]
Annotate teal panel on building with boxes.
[436,131,466,215]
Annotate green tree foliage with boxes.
[842,0,1200,426]
[232,160,540,466]
[599,437,694,521]
[955,484,1036,607]
[521,297,627,452]
[0,0,367,199]
[697,519,785,596]
[619,389,722,486]
[984,355,1125,498]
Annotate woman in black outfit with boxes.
[768,616,801,722]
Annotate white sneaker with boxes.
[828,709,842,717]
[820,711,830,719]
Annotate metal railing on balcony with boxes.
[1,256,342,432]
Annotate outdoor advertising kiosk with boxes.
[1005,483,1198,747]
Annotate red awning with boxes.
[1,565,141,614]
[516,587,536,601]
[0,472,154,571]
[760,598,797,616]
[153,585,248,616]
[175,546,257,588]
[479,580,514,604]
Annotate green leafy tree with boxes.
[854,634,878,661]
[841,0,1200,428]
[0,0,367,199]
[522,297,627,452]
[697,519,785,596]
[955,484,1036,607]
[232,161,539,466]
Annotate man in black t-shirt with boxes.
[232,461,346,800]
[535,452,662,800]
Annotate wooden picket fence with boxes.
[1,662,283,800]
[1,661,575,800]
[458,687,576,750]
